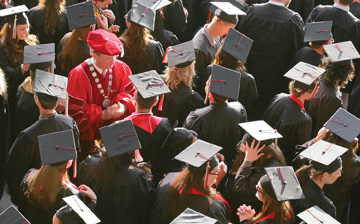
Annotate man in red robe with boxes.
[67,29,135,161]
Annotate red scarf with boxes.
[255,211,291,223]
[124,112,162,134]
[289,94,305,111]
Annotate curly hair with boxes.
[288,81,316,97]
[38,0,66,35]
[165,61,195,89]
[322,57,355,88]
[212,40,247,72]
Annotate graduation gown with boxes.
[0,89,9,201]
[67,59,136,141]
[288,0,315,22]
[308,80,341,138]
[350,1,360,19]
[120,39,165,75]
[152,29,180,52]
[163,0,187,40]
[263,93,312,166]
[183,101,247,167]
[5,113,81,205]
[293,178,336,222]
[238,3,304,120]
[152,81,205,127]
[224,158,280,224]
[289,46,324,69]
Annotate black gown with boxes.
[263,93,312,166]
[238,3,304,121]
[308,80,341,138]
[350,2,360,19]
[152,29,180,52]
[120,39,165,75]
[205,65,258,110]
[183,102,247,167]
[16,84,39,135]
[224,158,280,224]
[293,178,336,222]
[288,0,315,22]
[5,113,81,205]
[0,89,9,201]
[152,81,205,127]
[163,0,187,41]
[289,46,324,69]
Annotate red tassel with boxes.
[158,94,164,111]
[306,81,319,101]
[40,182,43,191]
[73,159,77,178]
[204,161,210,188]
[135,149,143,162]
[162,48,168,64]
[207,11,211,23]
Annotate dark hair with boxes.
[322,57,355,88]
[339,0,353,5]
[151,10,165,40]
[212,39,247,72]
[310,40,328,48]
[35,92,58,109]
[296,165,326,187]
[135,91,158,110]
[38,0,65,35]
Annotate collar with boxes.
[289,94,305,111]
[334,3,350,12]
[203,24,220,47]
[210,101,227,109]
[269,0,285,7]
[39,111,58,121]
[91,57,108,76]
[21,77,35,94]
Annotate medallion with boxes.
[103,99,111,108]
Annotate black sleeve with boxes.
[133,172,155,223]
[0,47,27,89]
[240,76,258,110]
[164,0,187,36]
[290,14,305,54]
[232,164,262,198]
[305,6,319,23]
[154,41,165,74]
[182,112,203,135]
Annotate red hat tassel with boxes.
[197,152,211,189]
[135,149,143,162]
[207,11,211,23]
[306,80,319,101]
[73,159,77,178]
[158,94,164,111]
[162,48,168,64]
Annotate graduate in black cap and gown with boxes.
[6,70,80,205]
[263,62,324,166]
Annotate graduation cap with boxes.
[60,195,101,224]
[298,140,347,173]
[0,5,29,39]
[239,120,283,146]
[304,21,333,43]
[222,28,252,63]
[99,120,142,158]
[33,69,68,102]
[297,205,341,224]
[23,43,55,72]
[165,41,196,68]
[262,166,305,202]
[324,108,360,143]
[174,140,222,188]
[129,70,170,98]
[128,2,156,31]
[208,64,240,101]
[67,1,96,30]
[323,41,360,66]
[135,0,172,10]
[0,205,30,224]
[209,1,246,24]
[284,61,325,90]
[170,208,217,224]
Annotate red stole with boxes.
[124,112,162,134]
[255,211,291,223]
[289,94,305,111]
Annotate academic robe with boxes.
[120,39,165,75]
[152,29,180,52]
[308,80,341,138]
[153,81,205,127]
[348,74,360,120]
[350,1,360,19]
[5,113,81,205]
[124,113,171,184]
[163,0,187,40]
[289,46,324,69]
[205,65,258,110]
[183,102,247,167]
[288,0,315,22]
[0,90,9,201]
[263,93,312,166]
[67,59,136,141]
[293,178,336,223]
[238,3,304,120]
[224,158,280,224]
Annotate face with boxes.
[208,165,220,186]
[255,182,264,202]
[93,53,116,70]
[219,21,236,37]
[16,24,29,40]
[324,167,342,184]
[97,0,112,9]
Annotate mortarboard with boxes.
[0,5,29,39]
[170,208,217,224]
[208,64,240,101]
[87,29,124,56]
[209,1,246,24]
[165,41,196,68]
[297,206,341,224]
[128,2,156,31]
[136,0,172,10]
[239,120,283,146]
[99,120,142,158]
[60,195,101,224]
[174,140,222,188]
[0,205,30,224]
[38,129,77,166]
[263,166,305,201]
[128,70,170,98]
[67,1,96,30]
[323,41,360,66]
[23,43,55,72]
[33,69,68,101]
[284,61,325,90]
[324,108,360,143]
[222,28,253,63]
[304,21,333,43]
[159,172,181,187]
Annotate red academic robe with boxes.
[68,59,136,141]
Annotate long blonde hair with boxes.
[0,68,7,101]
[165,61,195,89]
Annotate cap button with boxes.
[118,136,122,140]
[56,145,59,149]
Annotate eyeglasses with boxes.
[256,185,263,194]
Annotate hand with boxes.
[78,185,97,203]
[217,161,227,182]
[183,7,188,18]
[315,127,329,142]
[244,140,265,162]
[102,9,116,24]
[21,64,30,74]
[55,98,66,113]
[216,153,224,162]
[108,24,120,33]
[102,107,113,120]
[97,14,108,29]
[137,162,152,174]
[237,205,256,222]
[110,102,125,119]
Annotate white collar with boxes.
[269,0,285,7]
[334,3,350,12]
[91,57,107,76]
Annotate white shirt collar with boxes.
[269,0,285,7]
[91,57,107,76]
[334,3,350,12]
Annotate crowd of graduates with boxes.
[1,0,360,223]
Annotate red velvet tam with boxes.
[87,29,123,56]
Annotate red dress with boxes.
[68,59,136,141]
